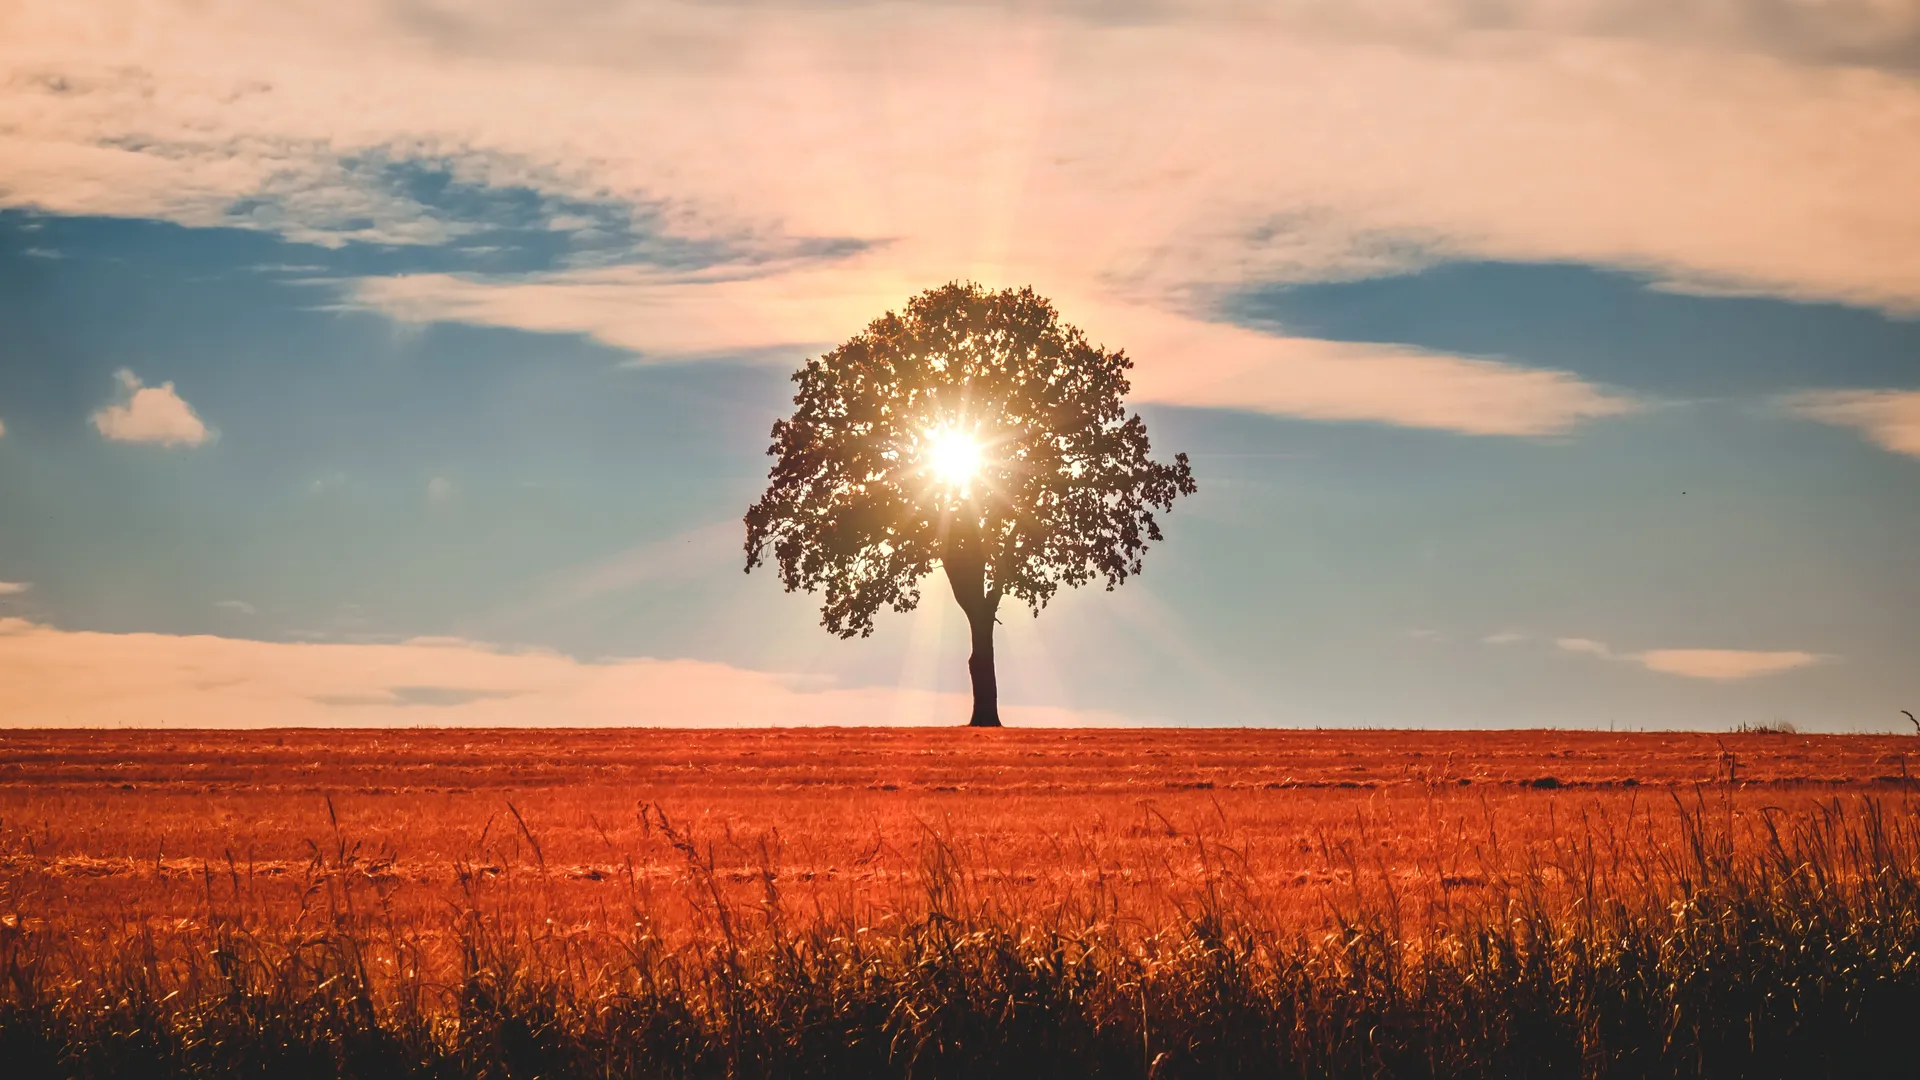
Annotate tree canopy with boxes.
[744,282,1196,724]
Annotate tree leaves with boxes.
[745,283,1196,638]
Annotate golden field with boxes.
[5,727,1914,937]
[4,727,1918,1078]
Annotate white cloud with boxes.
[213,599,256,615]
[5,2,1920,436]
[1786,390,1920,459]
[1637,649,1827,681]
[90,369,212,447]
[0,582,30,596]
[1556,637,1616,658]
[360,265,1635,435]
[0,618,1126,728]
[1557,636,1827,680]
[1482,630,1528,645]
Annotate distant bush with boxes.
[4,797,1920,1078]
[1734,721,1800,735]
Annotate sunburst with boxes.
[924,426,983,489]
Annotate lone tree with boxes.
[744,283,1196,727]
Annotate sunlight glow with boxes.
[926,427,983,488]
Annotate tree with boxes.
[744,283,1197,727]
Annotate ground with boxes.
[3,727,1912,942]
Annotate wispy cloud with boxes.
[1786,390,1920,459]
[0,582,30,597]
[5,2,1920,435]
[91,370,212,447]
[1556,637,1827,681]
[1636,649,1828,681]
[213,599,255,615]
[358,265,1635,435]
[1556,637,1614,658]
[0,618,1126,728]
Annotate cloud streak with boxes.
[1787,389,1920,458]
[0,618,1126,728]
[1556,637,1827,680]
[357,263,1636,434]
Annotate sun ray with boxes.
[925,426,983,488]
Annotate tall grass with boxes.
[4,793,1919,1078]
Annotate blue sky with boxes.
[1,1,1916,729]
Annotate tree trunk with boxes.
[963,600,1000,728]
[943,539,1002,728]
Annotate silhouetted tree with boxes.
[745,283,1196,727]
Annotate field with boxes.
[4,728,1920,1077]
[7,728,1916,939]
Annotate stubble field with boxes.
[5,727,1914,931]
[3,727,1919,1077]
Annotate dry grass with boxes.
[2,728,1918,1076]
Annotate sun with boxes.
[925,426,983,488]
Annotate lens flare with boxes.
[926,427,983,487]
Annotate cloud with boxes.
[6,2,1920,434]
[314,685,521,708]
[1786,390,1920,458]
[426,476,454,504]
[0,582,30,596]
[1555,637,1615,658]
[360,264,1635,435]
[213,599,255,615]
[1556,636,1827,680]
[1636,649,1827,681]
[91,370,212,447]
[1114,318,1634,435]
[0,618,1127,727]
[0,416,7,438]
[1482,631,1528,645]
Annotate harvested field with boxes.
[4,728,1919,1077]
[4,727,1915,925]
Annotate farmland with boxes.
[3,727,1919,1077]
[4,727,1913,929]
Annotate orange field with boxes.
[7,727,1920,1076]
[4,727,1914,943]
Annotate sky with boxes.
[1,0,1916,731]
